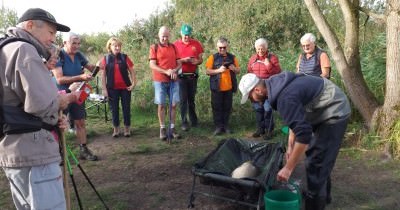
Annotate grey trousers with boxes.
[3,162,66,210]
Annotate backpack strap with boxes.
[0,35,33,51]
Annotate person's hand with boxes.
[58,114,68,132]
[69,82,81,92]
[218,65,227,73]
[81,73,93,81]
[102,89,108,98]
[190,57,197,65]
[183,57,193,63]
[127,84,135,91]
[228,64,236,71]
[58,92,80,110]
[277,166,293,182]
[264,59,270,66]
[166,69,178,80]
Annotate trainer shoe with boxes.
[160,128,167,141]
[171,128,181,139]
[79,146,98,161]
[213,127,224,136]
[252,128,265,137]
[224,127,233,134]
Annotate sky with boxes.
[1,0,170,34]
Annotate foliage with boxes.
[0,7,17,34]
[360,33,386,103]
[388,119,400,159]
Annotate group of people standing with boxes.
[0,7,349,210]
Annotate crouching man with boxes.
[0,8,79,209]
[239,72,351,210]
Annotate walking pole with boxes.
[65,156,83,210]
[66,146,110,210]
[59,111,71,210]
[167,81,174,144]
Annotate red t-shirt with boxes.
[101,55,134,89]
[149,44,179,82]
[173,39,204,73]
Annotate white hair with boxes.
[254,38,268,49]
[158,26,170,36]
[62,32,80,42]
[300,33,316,44]
[16,20,45,29]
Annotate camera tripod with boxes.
[61,143,109,210]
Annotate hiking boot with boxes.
[160,128,167,141]
[213,127,224,136]
[79,146,98,161]
[252,128,265,137]
[181,122,189,131]
[171,128,181,139]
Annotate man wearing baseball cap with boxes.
[0,8,77,209]
[239,72,351,209]
[174,24,204,131]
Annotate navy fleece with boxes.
[266,71,324,144]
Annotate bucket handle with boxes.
[267,180,302,207]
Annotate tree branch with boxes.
[358,6,386,25]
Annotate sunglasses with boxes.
[218,46,227,50]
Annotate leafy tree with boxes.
[304,0,398,157]
[0,6,17,34]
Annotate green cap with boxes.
[181,24,192,35]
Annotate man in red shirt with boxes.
[174,24,204,131]
[149,26,182,140]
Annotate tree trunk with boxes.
[304,0,379,127]
[376,0,400,134]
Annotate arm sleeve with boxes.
[276,94,313,144]
[247,55,256,73]
[149,45,156,60]
[205,55,214,69]
[268,54,281,74]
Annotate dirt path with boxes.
[1,129,399,209]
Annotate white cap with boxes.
[239,73,260,104]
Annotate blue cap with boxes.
[181,24,192,35]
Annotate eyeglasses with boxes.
[301,44,311,48]
[218,46,227,50]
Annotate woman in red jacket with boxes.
[246,38,281,139]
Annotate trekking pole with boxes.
[59,111,71,210]
[167,81,174,144]
[66,146,110,210]
[65,156,83,210]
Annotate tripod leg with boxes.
[67,146,110,210]
[167,81,174,144]
[66,158,83,210]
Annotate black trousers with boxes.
[179,77,198,125]
[107,88,131,127]
[211,90,233,128]
[304,117,349,210]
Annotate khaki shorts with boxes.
[3,162,66,210]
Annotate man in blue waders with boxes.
[239,72,351,210]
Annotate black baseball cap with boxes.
[18,8,70,32]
